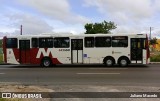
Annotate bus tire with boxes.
[41,58,52,67]
[104,57,115,67]
[118,57,129,67]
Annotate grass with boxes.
[0,53,3,63]
[0,98,23,101]
[0,98,22,101]
[150,50,160,62]
[150,54,160,62]
[0,48,3,63]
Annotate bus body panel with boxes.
[6,49,20,64]
[35,48,71,64]
[2,34,150,66]
[52,48,71,64]
[143,49,147,64]
[83,48,112,64]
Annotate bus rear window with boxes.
[6,38,17,48]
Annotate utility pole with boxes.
[20,25,22,35]
[149,27,153,40]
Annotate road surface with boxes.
[0,64,159,87]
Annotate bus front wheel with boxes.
[41,58,52,67]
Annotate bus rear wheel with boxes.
[104,58,114,67]
[41,58,52,67]
[119,58,128,67]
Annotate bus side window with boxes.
[6,38,18,48]
[46,38,53,48]
[39,38,53,48]
[95,37,111,47]
[85,37,94,47]
[112,36,128,47]
[32,38,38,48]
[39,38,46,48]
[54,37,70,48]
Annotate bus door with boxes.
[131,38,145,63]
[71,39,83,64]
[19,40,30,64]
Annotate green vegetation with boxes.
[150,38,157,45]
[150,49,160,62]
[0,39,2,63]
[0,98,22,101]
[84,20,117,34]
[0,47,3,63]
[0,53,3,63]
[150,54,160,62]
[0,39,2,47]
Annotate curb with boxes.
[0,63,12,65]
[149,62,160,64]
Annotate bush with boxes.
[0,53,3,63]
[0,48,2,54]
[0,48,3,63]
[0,39,2,48]
[150,54,160,62]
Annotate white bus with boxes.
[2,33,150,67]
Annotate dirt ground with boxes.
[0,84,160,101]
[0,84,53,101]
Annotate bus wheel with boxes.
[104,58,114,67]
[42,58,52,67]
[119,58,128,67]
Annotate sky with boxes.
[0,0,160,38]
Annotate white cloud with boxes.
[154,0,160,11]
[2,0,160,38]
[0,32,10,39]
[0,0,88,36]
[54,24,85,34]
[16,0,90,24]
[83,0,160,37]
[84,0,154,24]
[7,14,54,35]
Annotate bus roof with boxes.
[4,33,147,38]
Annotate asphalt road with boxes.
[0,64,160,87]
[1,64,160,101]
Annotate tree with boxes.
[149,37,157,51]
[84,20,117,34]
[0,40,2,48]
[150,38,157,45]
